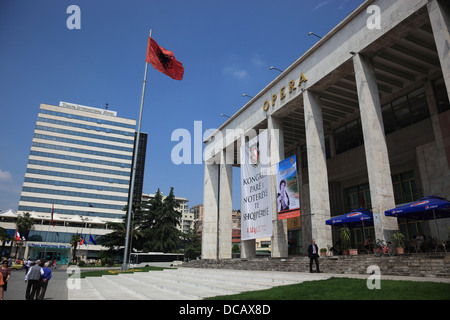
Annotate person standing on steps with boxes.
[308,240,322,273]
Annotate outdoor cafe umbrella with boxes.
[384,195,450,240]
[326,208,373,227]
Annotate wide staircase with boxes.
[68,267,330,300]
[68,253,449,300]
[184,253,450,277]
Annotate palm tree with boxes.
[70,234,81,263]
[15,212,35,258]
[0,227,11,257]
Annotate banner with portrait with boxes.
[276,155,300,220]
[240,130,272,240]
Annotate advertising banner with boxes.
[276,155,301,220]
[240,130,272,240]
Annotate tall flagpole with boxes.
[122,29,152,271]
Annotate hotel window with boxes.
[382,86,430,135]
[344,183,371,212]
[392,171,418,205]
[335,119,363,155]
[433,78,450,113]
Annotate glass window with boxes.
[408,87,429,123]
[392,96,411,128]
[334,119,364,155]
[392,171,418,204]
[382,104,396,135]
[433,78,450,113]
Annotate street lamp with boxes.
[269,66,283,73]
[242,94,253,99]
[220,114,231,118]
[308,32,322,39]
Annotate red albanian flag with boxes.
[146,37,184,80]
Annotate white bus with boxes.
[129,252,185,268]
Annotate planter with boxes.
[349,249,358,256]
[395,247,404,255]
[343,250,350,255]
[320,249,327,257]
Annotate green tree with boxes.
[144,188,181,252]
[16,212,35,238]
[15,212,35,258]
[181,229,201,260]
[70,234,81,263]
[99,209,142,259]
[0,227,11,257]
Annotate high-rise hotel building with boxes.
[13,101,146,263]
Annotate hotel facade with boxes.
[202,0,450,259]
[2,101,144,263]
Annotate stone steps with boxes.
[183,254,450,277]
[67,267,330,300]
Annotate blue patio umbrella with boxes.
[326,208,373,227]
[385,195,450,239]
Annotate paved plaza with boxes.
[2,266,449,300]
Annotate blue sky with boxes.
[0,0,364,211]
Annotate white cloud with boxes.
[0,170,12,181]
[251,54,266,67]
[223,65,249,79]
[312,0,330,11]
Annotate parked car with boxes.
[10,261,24,270]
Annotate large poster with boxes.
[276,155,300,220]
[240,130,272,240]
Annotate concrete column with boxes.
[428,0,450,99]
[201,162,219,259]
[218,149,233,259]
[303,90,333,250]
[353,53,398,242]
[268,115,288,258]
[240,239,256,258]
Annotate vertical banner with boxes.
[240,130,272,240]
[276,155,301,220]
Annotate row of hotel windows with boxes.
[24,177,129,193]
[28,159,131,177]
[39,109,135,129]
[345,171,418,212]
[35,125,135,145]
[19,196,124,211]
[301,78,449,163]
[37,116,134,137]
[34,133,133,153]
[30,151,131,169]
[25,230,104,245]
[21,187,129,202]
[32,142,133,160]
[18,205,123,219]
[26,168,129,185]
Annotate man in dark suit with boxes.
[307,240,322,273]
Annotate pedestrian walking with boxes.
[37,262,52,300]
[25,260,43,300]
[308,240,322,273]
[0,259,11,300]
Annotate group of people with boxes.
[24,260,53,300]
[0,258,53,300]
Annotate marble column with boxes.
[201,162,219,259]
[353,53,398,242]
[268,115,288,258]
[303,90,333,250]
[218,149,233,259]
[428,0,450,99]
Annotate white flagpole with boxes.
[122,29,152,271]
